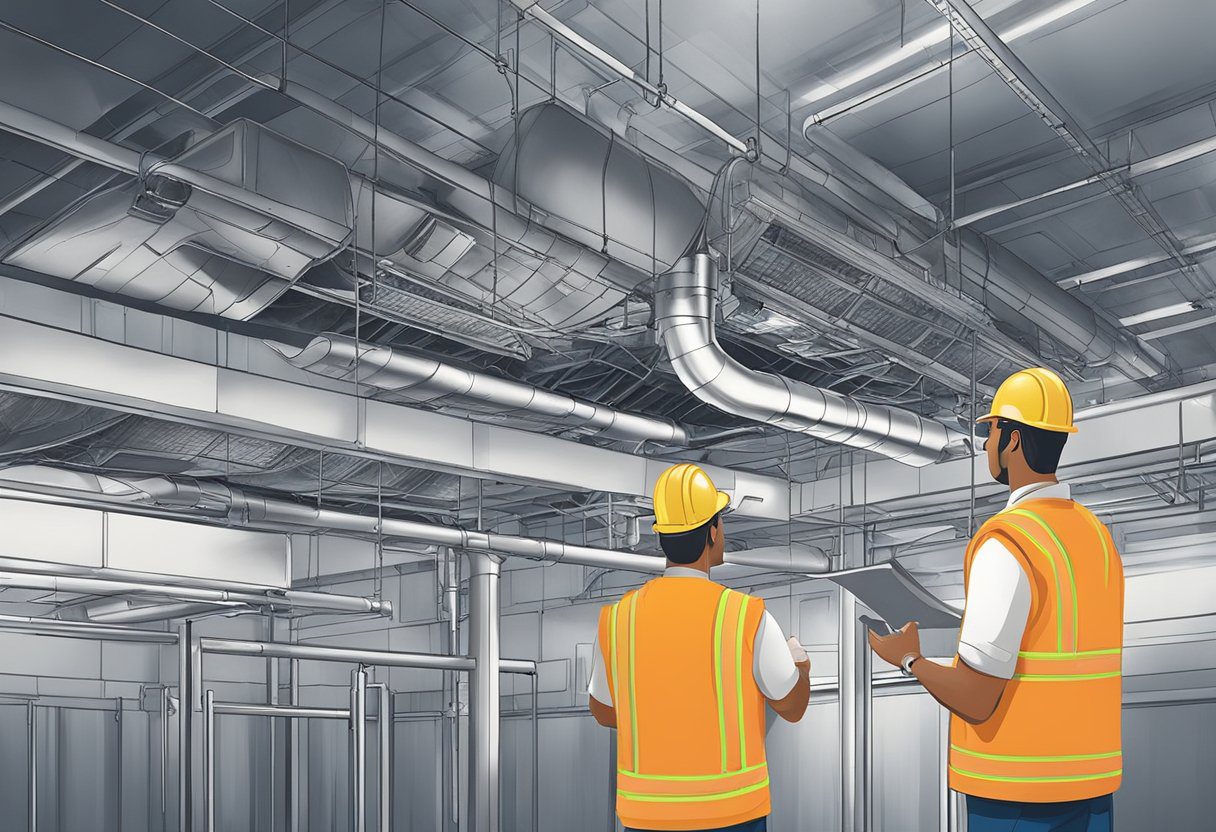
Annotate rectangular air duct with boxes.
[5,119,353,319]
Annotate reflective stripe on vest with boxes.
[950,500,1124,803]
[604,582,770,827]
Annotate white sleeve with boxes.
[957,537,1032,680]
[753,611,800,700]
[588,633,613,706]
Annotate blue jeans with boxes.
[967,794,1113,831]
[626,818,766,832]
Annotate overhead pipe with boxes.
[655,252,959,466]
[85,600,232,624]
[0,613,179,643]
[0,570,392,618]
[0,466,826,576]
[270,333,689,445]
[198,637,537,675]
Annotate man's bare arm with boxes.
[767,659,811,723]
[868,623,1008,724]
[589,695,617,728]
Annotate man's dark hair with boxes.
[658,513,721,565]
[996,418,1068,475]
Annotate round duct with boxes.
[493,103,704,274]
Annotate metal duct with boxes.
[797,110,1167,380]
[0,390,127,455]
[655,252,959,466]
[279,81,647,329]
[955,232,1168,379]
[0,465,828,576]
[269,332,688,445]
[1,106,354,319]
[493,103,705,273]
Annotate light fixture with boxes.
[799,0,1103,112]
[1119,302,1203,328]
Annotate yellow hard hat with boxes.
[652,463,731,534]
[977,367,1078,434]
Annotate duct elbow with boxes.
[655,252,956,467]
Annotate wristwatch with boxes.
[900,653,921,677]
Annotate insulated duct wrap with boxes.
[655,252,958,466]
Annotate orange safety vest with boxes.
[949,497,1125,803]
[597,577,770,831]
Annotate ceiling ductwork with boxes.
[0,465,827,576]
[2,106,353,319]
[800,122,1168,380]
[953,232,1169,380]
[269,332,689,445]
[0,390,126,455]
[280,83,694,338]
[492,103,705,274]
[655,251,960,466]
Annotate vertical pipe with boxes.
[27,701,36,832]
[838,588,857,832]
[838,527,870,832]
[116,699,125,830]
[267,616,279,832]
[371,683,392,832]
[352,668,368,832]
[969,329,978,535]
[162,686,170,826]
[939,705,951,832]
[178,620,194,832]
[531,673,539,832]
[203,690,215,832]
[289,658,301,832]
[467,552,502,832]
[448,552,460,832]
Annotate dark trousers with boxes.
[625,817,767,832]
[967,794,1113,831]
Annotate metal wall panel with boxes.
[766,698,842,832]
[873,691,942,832]
[0,704,30,830]
[393,718,443,832]
[1117,701,1216,829]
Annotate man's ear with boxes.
[1007,429,1022,456]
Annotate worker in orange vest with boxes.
[587,462,812,832]
[869,368,1124,831]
